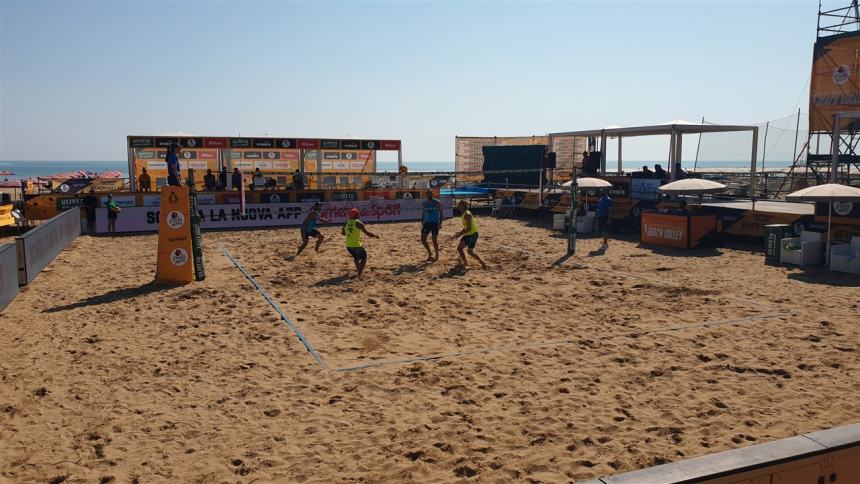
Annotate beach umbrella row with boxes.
[786,183,860,261]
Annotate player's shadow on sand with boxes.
[314,275,352,286]
[43,282,172,313]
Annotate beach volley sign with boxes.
[810,30,860,131]
[94,198,453,233]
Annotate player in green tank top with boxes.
[449,200,487,269]
[341,208,378,276]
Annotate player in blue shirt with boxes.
[596,190,613,250]
[420,189,444,261]
[294,202,329,257]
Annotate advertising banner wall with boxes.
[0,243,18,311]
[94,198,454,233]
[16,208,81,285]
[810,31,860,131]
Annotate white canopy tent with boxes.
[547,121,760,186]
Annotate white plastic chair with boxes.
[780,230,824,267]
[830,236,860,274]
[491,198,503,217]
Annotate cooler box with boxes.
[577,212,595,233]
[553,214,566,231]
[764,224,793,263]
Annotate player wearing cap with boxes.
[342,208,379,276]
[294,202,329,257]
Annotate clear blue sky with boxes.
[0,0,816,162]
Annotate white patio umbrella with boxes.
[657,178,727,195]
[562,177,613,212]
[561,177,612,188]
[786,183,860,262]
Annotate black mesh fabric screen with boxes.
[481,145,547,187]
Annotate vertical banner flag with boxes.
[155,186,194,284]
[810,31,860,131]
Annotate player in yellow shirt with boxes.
[342,208,379,276]
[449,200,487,269]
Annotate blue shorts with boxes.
[301,228,321,239]
[347,246,367,262]
[461,233,479,249]
[597,214,609,233]
[421,222,440,236]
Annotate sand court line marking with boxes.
[220,245,328,369]
[333,310,792,372]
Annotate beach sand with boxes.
[1,216,858,483]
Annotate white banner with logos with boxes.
[0,243,18,311]
[95,198,454,233]
[16,208,81,285]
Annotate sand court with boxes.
[1,217,858,482]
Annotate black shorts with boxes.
[347,246,367,262]
[421,222,440,236]
[301,228,320,239]
[167,173,181,187]
[461,233,479,249]
[597,215,609,232]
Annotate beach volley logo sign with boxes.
[833,65,852,85]
[833,201,854,217]
[170,248,189,266]
[166,210,185,229]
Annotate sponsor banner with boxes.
[810,31,860,131]
[91,179,125,192]
[324,152,341,160]
[231,138,252,148]
[180,151,198,160]
[57,197,84,211]
[331,191,358,202]
[129,137,154,148]
[277,138,296,149]
[273,160,294,171]
[253,138,275,148]
[95,198,454,233]
[197,194,216,205]
[816,200,860,225]
[100,195,135,208]
[320,139,340,149]
[297,192,325,203]
[264,151,281,160]
[254,160,273,170]
[155,137,179,148]
[334,161,350,170]
[341,140,360,150]
[298,139,320,149]
[244,151,262,159]
[350,161,366,170]
[379,140,401,150]
[144,193,216,207]
[0,243,18,311]
[54,179,92,194]
[199,151,216,160]
[261,193,290,203]
[16,208,81,285]
[148,161,168,170]
[631,178,663,201]
[203,137,228,148]
[360,140,379,150]
[136,149,156,159]
[0,205,14,228]
[235,160,254,170]
[641,213,688,249]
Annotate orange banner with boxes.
[155,186,194,284]
[641,213,716,249]
[810,31,860,131]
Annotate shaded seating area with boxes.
[830,236,860,274]
[780,230,825,267]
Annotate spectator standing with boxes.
[231,168,242,190]
[653,164,668,180]
[218,167,228,190]
[138,168,152,192]
[105,194,121,234]
[640,165,654,178]
[252,168,265,190]
[83,188,98,234]
[166,143,182,186]
[674,162,686,180]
